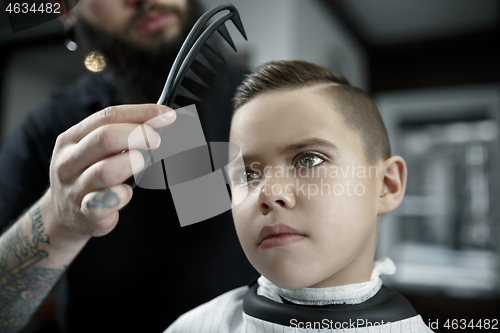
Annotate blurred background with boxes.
[1,0,499,331]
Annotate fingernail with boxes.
[124,184,133,196]
[160,107,175,121]
[154,132,162,148]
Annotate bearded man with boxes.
[0,1,256,332]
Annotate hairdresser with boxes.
[0,0,256,332]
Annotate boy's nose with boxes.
[258,181,296,215]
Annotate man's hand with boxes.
[48,104,176,238]
[0,104,176,332]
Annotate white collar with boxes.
[257,257,396,306]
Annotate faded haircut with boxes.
[231,60,391,163]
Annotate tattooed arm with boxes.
[0,104,175,332]
[0,194,89,333]
[0,186,125,332]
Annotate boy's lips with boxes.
[134,10,176,34]
[258,224,306,249]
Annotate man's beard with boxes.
[76,0,203,104]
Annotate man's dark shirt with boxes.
[0,66,257,332]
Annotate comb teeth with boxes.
[217,24,237,52]
[185,68,209,88]
[204,37,226,63]
[194,53,218,75]
[135,4,248,190]
[231,11,247,40]
[176,85,201,102]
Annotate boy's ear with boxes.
[377,155,407,215]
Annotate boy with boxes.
[164,60,433,332]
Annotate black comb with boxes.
[157,3,247,108]
[128,3,247,189]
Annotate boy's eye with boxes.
[296,153,324,168]
[241,170,261,183]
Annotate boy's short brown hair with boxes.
[232,60,391,163]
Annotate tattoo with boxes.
[29,206,50,248]
[86,188,120,209]
[0,204,63,332]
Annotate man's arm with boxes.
[0,194,88,332]
[0,104,176,332]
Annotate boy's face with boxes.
[229,85,383,289]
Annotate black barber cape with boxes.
[164,281,434,332]
[0,65,258,332]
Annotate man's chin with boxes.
[129,30,182,49]
[128,37,168,50]
[74,0,203,103]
